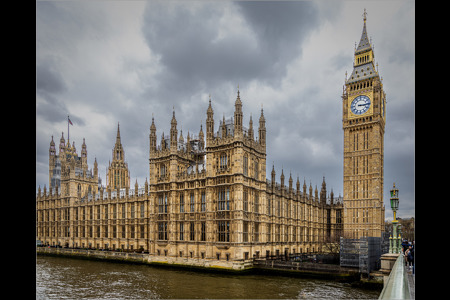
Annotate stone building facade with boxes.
[36,90,343,265]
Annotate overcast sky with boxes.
[36,0,414,220]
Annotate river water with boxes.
[36,255,380,299]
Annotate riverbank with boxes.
[36,247,381,288]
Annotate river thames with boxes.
[36,256,380,299]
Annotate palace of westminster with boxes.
[36,13,386,264]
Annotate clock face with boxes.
[350,95,371,115]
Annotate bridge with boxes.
[378,253,414,299]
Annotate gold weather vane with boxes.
[363,8,367,23]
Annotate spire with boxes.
[258,105,266,147]
[113,122,125,162]
[355,9,372,54]
[234,85,243,135]
[150,114,156,133]
[248,113,254,139]
[49,135,56,156]
[271,163,276,185]
[198,123,204,150]
[289,172,293,192]
[179,128,184,143]
[170,108,178,151]
[347,9,377,84]
[206,95,214,141]
[116,122,121,144]
[150,115,157,154]
[81,137,87,158]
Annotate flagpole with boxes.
[68,115,70,143]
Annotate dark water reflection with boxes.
[36,255,380,299]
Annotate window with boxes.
[218,221,230,242]
[179,223,184,240]
[218,188,230,211]
[254,160,259,180]
[190,193,195,212]
[180,194,184,213]
[220,153,227,169]
[140,225,145,238]
[158,222,168,240]
[201,222,206,241]
[190,222,195,241]
[122,204,125,219]
[201,192,206,212]
[243,222,249,242]
[140,203,145,218]
[254,192,259,214]
[159,193,168,213]
[243,188,248,212]
[243,155,248,176]
[130,203,135,218]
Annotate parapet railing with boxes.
[378,254,411,299]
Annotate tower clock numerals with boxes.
[350,95,371,115]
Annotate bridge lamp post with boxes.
[389,183,401,254]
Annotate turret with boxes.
[81,138,87,169]
[93,157,98,178]
[135,179,139,195]
[113,123,124,161]
[309,182,313,201]
[179,128,184,144]
[320,176,327,204]
[59,132,65,153]
[170,109,178,152]
[221,114,227,138]
[288,173,293,194]
[314,185,318,201]
[206,96,214,142]
[271,164,276,187]
[49,136,56,187]
[234,87,243,137]
[161,131,166,150]
[186,131,191,153]
[198,124,204,150]
[303,179,307,196]
[248,114,254,140]
[150,115,157,155]
[258,107,266,147]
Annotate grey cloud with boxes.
[36,63,67,94]
[141,1,321,96]
[236,1,319,60]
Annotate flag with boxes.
[68,118,73,125]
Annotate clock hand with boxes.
[358,103,369,107]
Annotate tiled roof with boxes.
[346,62,377,84]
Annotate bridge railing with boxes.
[378,254,411,299]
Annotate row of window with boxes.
[155,221,339,243]
[37,224,146,239]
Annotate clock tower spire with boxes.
[342,10,386,239]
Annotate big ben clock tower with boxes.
[342,10,386,238]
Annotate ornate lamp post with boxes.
[389,183,401,253]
